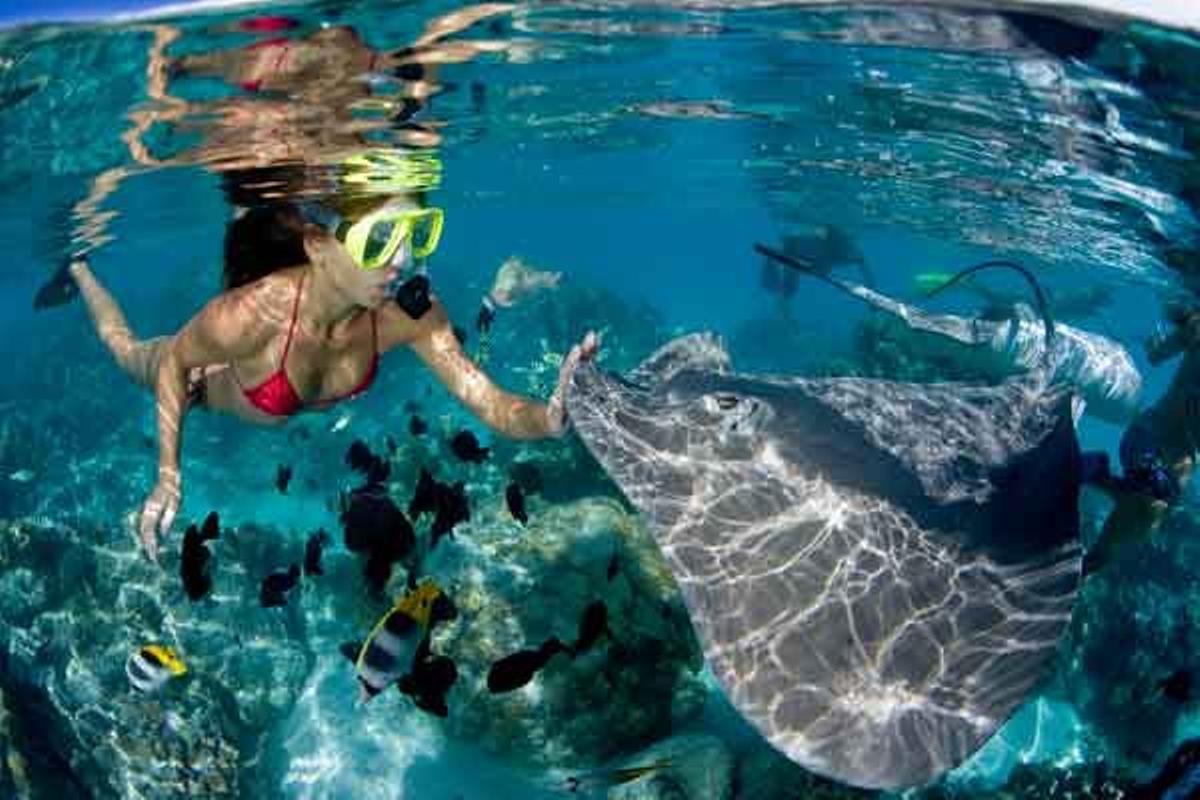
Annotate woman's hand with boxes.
[138,468,181,563]
[546,331,599,436]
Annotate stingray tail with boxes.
[754,242,842,291]
[923,260,1056,358]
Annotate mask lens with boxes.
[411,212,438,251]
[361,218,401,268]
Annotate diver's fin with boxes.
[33,259,79,310]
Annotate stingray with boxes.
[756,244,1141,426]
[566,332,1082,790]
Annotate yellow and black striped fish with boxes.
[126,644,187,693]
[342,579,457,703]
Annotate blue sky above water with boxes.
[0,0,216,27]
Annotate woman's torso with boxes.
[201,268,382,424]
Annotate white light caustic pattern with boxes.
[567,333,1082,791]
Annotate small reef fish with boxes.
[398,643,459,718]
[180,511,219,601]
[409,414,428,436]
[345,439,390,486]
[409,468,440,518]
[409,468,470,548]
[487,638,567,694]
[385,436,398,455]
[275,464,293,494]
[488,601,613,693]
[260,564,301,608]
[449,430,489,463]
[341,579,458,711]
[563,758,674,794]
[304,529,330,576]
[126,644,187,694]
[430,481,470,548]
[570,601,611,656]
[8,469,33,483]
[505,482,528,525]
[340,484,415,594]
[330,412,353,433]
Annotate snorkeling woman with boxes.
[65,194,596,563]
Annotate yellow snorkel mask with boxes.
[316,147,446,270]
[337,204,444,270]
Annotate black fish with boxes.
[408,469,470,546]
[409,414,428,436]
[345,439,390,485]
[470,80,487,112]
[449,430,489,463]
[260,564,301,608]
[33,259,79,310]
[486,638,567,694]
[275,464,293,494]
[340,485,416,594]
[1161,669,1194,704]
[509,461,543,495]
[399,636,459,718]
[304,529,330,576]
[409,468,439,518]
[570,601,611,656]
[606,551,621,582]
[180,511,220,601]
[431,481,470,548]
[505,482,527,525]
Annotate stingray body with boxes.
[566,334,1082,790]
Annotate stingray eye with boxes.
[715,394,739,411]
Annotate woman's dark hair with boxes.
[223,203,309,290]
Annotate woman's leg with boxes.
[70,260,170,389]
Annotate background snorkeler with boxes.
[1083,299,1200,574]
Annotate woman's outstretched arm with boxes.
[138,284,274,561]
[383,297,595,440]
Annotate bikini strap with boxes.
[280,272,305,366]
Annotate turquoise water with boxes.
[0,1,1199,798]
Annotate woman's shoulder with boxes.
[228,266,304,304]
[195,268,302,335]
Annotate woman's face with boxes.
[310,203,417,308]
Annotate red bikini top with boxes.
[239,37,292,93]
[237,273,379,417]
